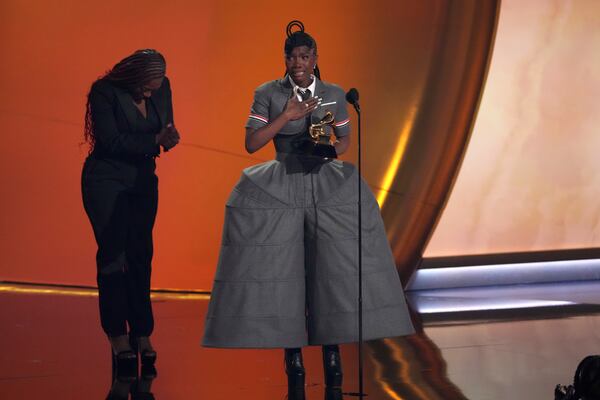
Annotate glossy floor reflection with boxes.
[1,281,600,399]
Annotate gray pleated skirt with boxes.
[202,155,414,349]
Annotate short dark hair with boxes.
[284,31,317,56]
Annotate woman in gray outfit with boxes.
[202,22,414,388]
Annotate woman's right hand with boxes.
[245,95,319,154]
[156,124,180,151]
[284,96,319,121]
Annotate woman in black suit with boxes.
[82,49,179,374]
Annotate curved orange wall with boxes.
[0,0,440,289]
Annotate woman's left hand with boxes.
[159,124,180,151]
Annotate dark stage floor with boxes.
[1,281,600,399]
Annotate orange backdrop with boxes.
[1,0,445,289]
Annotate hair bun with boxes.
[286,20,305,37]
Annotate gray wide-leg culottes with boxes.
[202,155,414,349]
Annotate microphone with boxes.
[345,88,360,113]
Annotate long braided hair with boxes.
[284,20,321,80]
[83,49,166,152]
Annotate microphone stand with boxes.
[346,97,366,399]
[356,104,365,399]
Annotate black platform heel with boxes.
[131,372,157,400]
[106,376,136,400]
[325,387,344,400]
[285,348,306,388]
[323,345,343,387]
[287,385,306,400]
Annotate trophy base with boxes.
[298,141,338,159]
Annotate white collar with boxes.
[289,74,317,99]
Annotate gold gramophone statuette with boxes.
[309,111,336,145]
[301,111,338,158]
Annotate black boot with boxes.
[109,336,137,381]
[288,386,306,400]
[106,377,135,400]
[285,348,305,388]
[325,387,344,400]
[323,345,343,387]
[111,349,137,381]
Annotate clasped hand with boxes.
[156,123,180,151]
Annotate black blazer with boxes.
[83,77,174,191]
[89,77,174,160]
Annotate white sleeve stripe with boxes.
[249,114,268,124]
[334,118,350,127]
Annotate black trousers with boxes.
[82,156,158,337]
